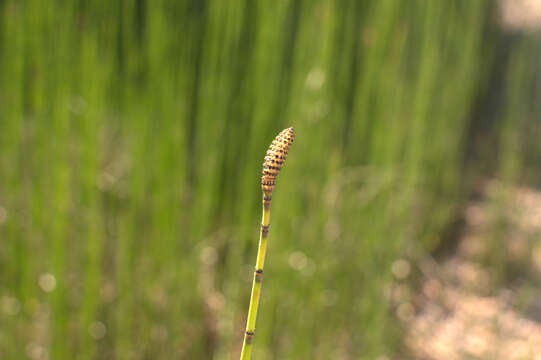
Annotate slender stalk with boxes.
[240,128,294,360]
[240,195,271,360]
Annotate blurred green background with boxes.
[1,1,540,359]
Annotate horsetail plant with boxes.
[240,127,295,360]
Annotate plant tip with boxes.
[261,127,295,193]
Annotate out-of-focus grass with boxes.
[0,1,538,359]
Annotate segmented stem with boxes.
[240,128,294,360]
[239,198,270,360]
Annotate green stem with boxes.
[240,194,271,360]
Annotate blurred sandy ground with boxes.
[501,0,541,31]
[402,182,541,360]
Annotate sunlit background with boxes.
[1,1,541,359]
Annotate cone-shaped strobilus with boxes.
[240,128,295,360]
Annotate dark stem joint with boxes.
[245,331,255,344]
[255,269,263,282]
[261,224,270,235]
